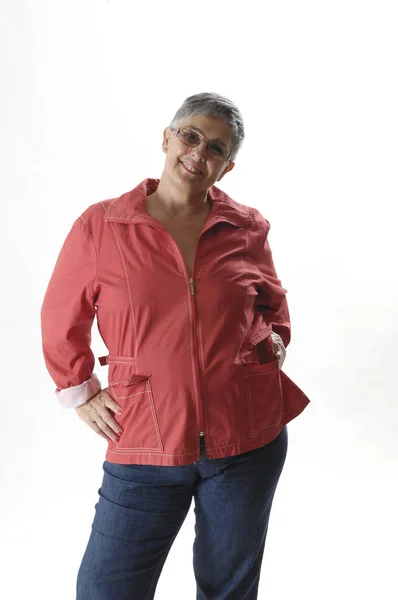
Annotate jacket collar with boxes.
[103,178,251,228]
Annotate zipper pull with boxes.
[189,277,195,295]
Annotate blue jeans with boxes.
[76,425,288,600]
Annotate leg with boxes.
[193,426,288,600]
[77,460,194,600]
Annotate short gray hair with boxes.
[169,92,245,161]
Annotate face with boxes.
[161,114,235,191]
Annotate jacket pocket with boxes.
[244,358,283,437]
[109,372,163,452]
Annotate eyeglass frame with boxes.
[172,127,232,162]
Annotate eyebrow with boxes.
[185,126,228,148]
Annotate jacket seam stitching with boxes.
[79,215,99,298]
[241,229,250,336]
[107,221,138,365]
[106,449,198,457]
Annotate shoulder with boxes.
[234,201,270,239]
[211,184,270,233]
[78,198,113,232]
[247,205,271,234]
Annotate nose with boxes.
[189,140,207,161]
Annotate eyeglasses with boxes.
[174,127,232,162]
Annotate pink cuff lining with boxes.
[55,373,102,408]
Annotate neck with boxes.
[149,173,210,219]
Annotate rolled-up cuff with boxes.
[55,373,102,408]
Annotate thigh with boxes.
[77,460,195,600]
[193,426,288,600]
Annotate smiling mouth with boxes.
[180,160,203,175]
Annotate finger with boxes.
[100,407,124,437]
[98,388,122,413]
[97,430,111,442]
[86,419,114,442]
[93,416,121,443]
[96,388,121,412]
[104,395,123,416]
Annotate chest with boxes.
[96,218,257,331]
[144,196,213,277]
[157,217,208,277]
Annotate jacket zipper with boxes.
[141,222,206,447]
[188,275,205,442]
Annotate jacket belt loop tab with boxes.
[98,355,109,366]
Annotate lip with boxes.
[180,160,204,175]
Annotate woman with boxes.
[41,92,310,599]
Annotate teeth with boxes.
[182,161,201,174]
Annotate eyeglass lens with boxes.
[178,128,229,160]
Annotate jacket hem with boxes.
[103,394,310,466]
[105,447,200,466]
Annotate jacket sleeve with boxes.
[252,211,291,348]
[40,215,102,408]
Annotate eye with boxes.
[209,144,224,155]
[183,131,200,143]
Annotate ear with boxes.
[217,160,235,182]
[162,127,174,153]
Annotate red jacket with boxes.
[41,178,310,466]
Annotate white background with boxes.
[1,1,397,598]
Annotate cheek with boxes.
[165,148,180,166]
[213,166,225,180]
